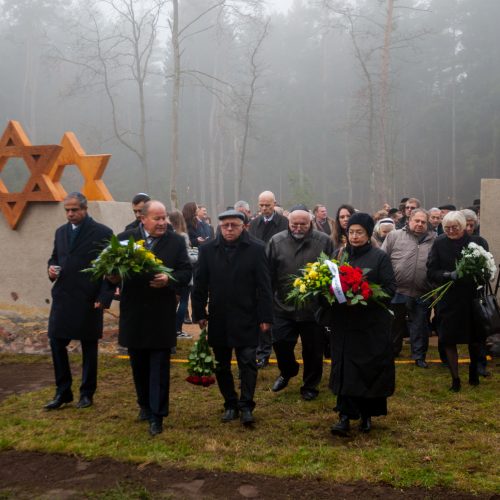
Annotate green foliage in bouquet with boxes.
[82,234,174,282]
[186,329,217,387]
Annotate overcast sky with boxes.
[267,0,294,13]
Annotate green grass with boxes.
[0,345,498,494]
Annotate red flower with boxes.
[360,281,372,300]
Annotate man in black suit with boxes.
[192,210,273,425]
[248,190,288,369]
[124,192,151,231]
[113,200,192,436]
[45,192,114,410]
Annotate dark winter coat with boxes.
[329,243,396,398]
[248,212,289,243]
[267,228,334,322]
[48,216,114,341]
[426,233,488,344]
[191,230,274,348]
[117,228,192,350]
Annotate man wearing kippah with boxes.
[192,210,273,426]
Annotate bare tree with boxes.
[53,0,166,193]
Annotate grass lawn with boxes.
[0,344,498,494]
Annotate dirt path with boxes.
[0,362,496,499]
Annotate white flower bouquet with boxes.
[422,242,496,307]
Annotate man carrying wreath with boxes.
[111,200,192,436]
[192,209,273,426]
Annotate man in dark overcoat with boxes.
[192,210,273,425]
[113,200,191,436]
[46,192,114,410]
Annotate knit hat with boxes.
[379,217,395,225]
[289,203,309,213]
[347,212,375,238]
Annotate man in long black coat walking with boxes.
[114,200,192,436]
[192,210,273,425]
[45,192,114,410]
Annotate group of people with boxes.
[44,190,491,438]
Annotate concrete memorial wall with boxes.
[0,201,130,309]
[480,179,500,273]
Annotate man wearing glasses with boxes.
[267,205,334,401]
[45,192,114,411]
[192,210,273,426]
[396,197,421,229]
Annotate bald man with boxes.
[248,191,289,368]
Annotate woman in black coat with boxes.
[329,213,396,436]
[426,211,488,392]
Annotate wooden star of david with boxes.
[48,132,113,202]
[0,121,63,229]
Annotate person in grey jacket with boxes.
[381,208,436,367]
[267,205,334,400]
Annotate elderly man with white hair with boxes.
[267,205,334,400]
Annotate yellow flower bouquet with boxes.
[82,234,174,282]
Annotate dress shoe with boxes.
[359,416,372,433]
[331,414,350,437]
[138,408,152,421]
[76,395,93,409]
[240,409,255,426]
[256,357,269,369]
[415,359,429,369]
[449,377,461,392]
[301,390,318,401]
[272,375,289,392]
[221,408,239,422]
[44,393,73,410]
[149,420,163,436]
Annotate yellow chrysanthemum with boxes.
[299,284,306,293]
[293,278,302,287]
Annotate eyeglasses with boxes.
[220,223,243,229]
[405,205,417,210]
[290,223,309,228]
[443,225,460,232]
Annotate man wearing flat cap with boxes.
[267,205,334,400]
[192,210,273,426]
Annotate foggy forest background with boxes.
[1,0,499,216]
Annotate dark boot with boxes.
[359,415,372,433]
[331,414,350,437]
[468,364,480,386]
[449,377,461,392]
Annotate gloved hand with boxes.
[443,270,458,281]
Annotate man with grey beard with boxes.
[267,205,334,400]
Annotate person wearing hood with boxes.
[267,205,334,401]
[329,213,396,437]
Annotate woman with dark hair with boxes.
[333,204,355,253]
[182,202,202,248]
[329,212,396,436]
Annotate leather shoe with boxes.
[149,420,163,436]
[449,377,461,392]
[221,408,239,422]
[240,409,255,426]
[256,357,269,369]
[76,395,93,409]
[331,414,350,437]
[44,393,73,410]
[415,359,428,369]
[359,416,372,433]
[301,390,318,401]
[138,408,152,421]
[272,375,289,392]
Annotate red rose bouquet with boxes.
[287,252,389,307]
[186,328,217,387]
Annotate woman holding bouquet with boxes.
[426,211,489,392]
[329,213,396,436]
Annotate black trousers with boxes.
[212,345,257,411]
[128,348,171,421]
[272,317,324,395]
[49,337,98,398]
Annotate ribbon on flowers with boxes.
[325,260,347,304]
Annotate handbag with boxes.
[473,282,500,339]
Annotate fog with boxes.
[1,0,499,215]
